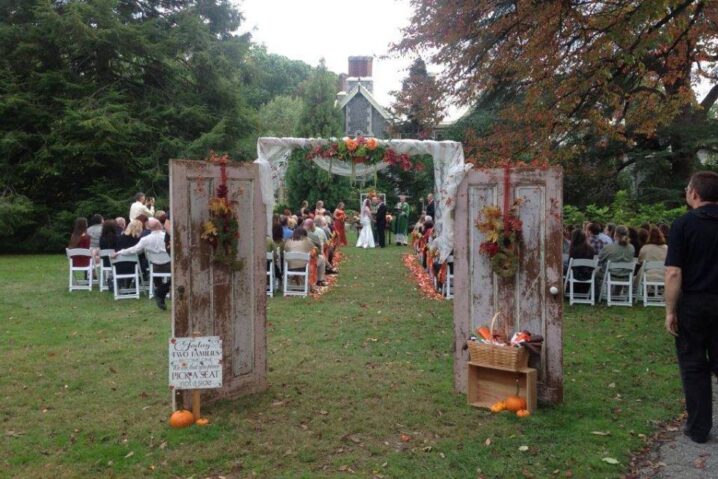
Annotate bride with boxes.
[356,198,375,248]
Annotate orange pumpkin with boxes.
[516,409,530,417]
[504,380,528,412]
[490,401,506,413]
[169,409,195,428]
[195,418,210,426]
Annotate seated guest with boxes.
[287,216,298,230]
[284,227,327,287]
[602,223,615,245]
[628,226,641,258]
[597,225,635,286]
[637,227,649,251]
[588,222,609,255]
[304,218,326,251]
[68,217,91,267]
[154,210,167,227]
[315,216,332,239]
[117,219,148,278]
[136,214,150,238]
[658,223,670,245]
[568,229,596,293]
[99,220,118,288]
[314,216,336,268]
[115,217,126,236]
[635,226,668,287]
[279,215,293,240]
[86,214,104,249]
[112,218,170,310]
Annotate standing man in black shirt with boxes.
[665,170,718,444]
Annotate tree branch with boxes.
[700,83,718,110]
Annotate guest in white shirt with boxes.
[112,218,170,309]
[129,192,155,221]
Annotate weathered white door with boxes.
[454,167,563,404]
[170,159,267,405]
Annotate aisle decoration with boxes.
[309,249,345,299]
[200,152,243,271]
[402,253,443,301]
[475,199,523,278]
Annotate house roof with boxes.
[338,84,392,121]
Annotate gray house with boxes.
[337,56,393,139]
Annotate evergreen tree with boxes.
[285,61,351,210]
[389,58,444,139]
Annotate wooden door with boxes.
[454,167,563,404]
[170,159,267,405]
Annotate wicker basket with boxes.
[468,313,528,370]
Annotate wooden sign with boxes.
[169,336,223,390]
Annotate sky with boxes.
[237,0,427,113]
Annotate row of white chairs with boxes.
[266,251,313,298]
[66,248,171,301]
[564,257,665,307]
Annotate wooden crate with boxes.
[467,362,537,413]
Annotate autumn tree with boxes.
[396,1,718,196]
[390,57,445,139]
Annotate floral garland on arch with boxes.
[475,199,524,278]
[305,137,425,177]
[200,152,243,271]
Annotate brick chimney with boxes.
[348,56,373,78]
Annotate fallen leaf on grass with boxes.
[318,410,329,416]
[694,456,707,470]
[518,445,529,451]
[591,431,610,436]
[124,451,134,459]
[601,457,619,464]
[400,434,411,442]
[5,430,24,438]
[484,438,491,446]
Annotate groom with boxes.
[373,196,387,248]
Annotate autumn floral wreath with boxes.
[475,199,523,277]
[305,137,425,172]
[200,152,243,271]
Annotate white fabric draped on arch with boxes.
[253,137,472,262]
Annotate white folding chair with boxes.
[66,248,94,292]
[566,257,599,305]
[146,250,171,299]
[98,249,115,292]
[283,251,310,297]
[266,251,274,297]
[442,256,454,299]
[111,254,141,300]
[641,261,666,307]
[600,260,637,306]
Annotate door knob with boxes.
[549,286,559,296]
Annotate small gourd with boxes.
[169,409,195,428]
[195,417,210,426]
[516,409,530,417]
[490,401,506,413]
[504,379,527,412]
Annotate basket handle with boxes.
[489,312,501,339]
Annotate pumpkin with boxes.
[195,418,210,426]
[504,380,528,412]
[169,409,195,428]
[490,401,506,413]
[516,409,530,417]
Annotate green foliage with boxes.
[0,0,316,252]
[284,61,350,210]
[0,192,35,237]
[564,190,687,229]
[257,95,303,137]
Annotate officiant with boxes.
[393,195,410,246]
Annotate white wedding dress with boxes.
[356,206,375,248]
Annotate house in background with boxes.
[336,56,393,139]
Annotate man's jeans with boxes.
[676,293,718,440]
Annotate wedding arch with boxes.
[253,137,472,262]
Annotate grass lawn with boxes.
[1,245,683,478]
